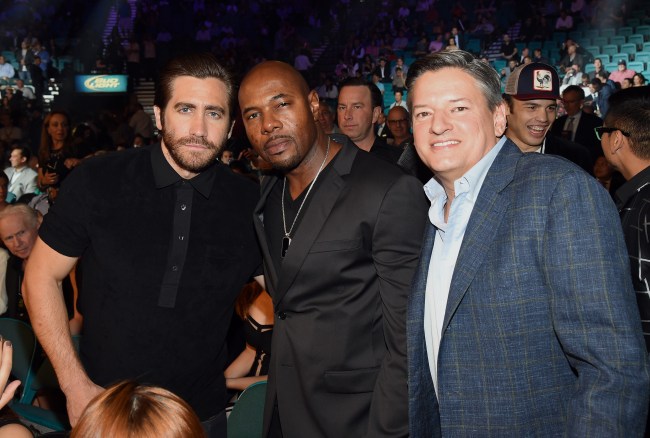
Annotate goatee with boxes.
[161,129,224,173]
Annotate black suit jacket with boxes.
[550,111,603,160]
[372,65,391,83]
[544,134,594,175]
[254,135,427,437]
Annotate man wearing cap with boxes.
[503,62,594,174]
[609,59,636,86]
[405,50,648,437]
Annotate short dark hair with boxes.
[11,145,31,161]
[605,86,650,159]
[597,70,610,80]
[155,52,234,119]
[562,85,585,100]
[338,77,384,110]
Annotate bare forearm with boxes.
[23,273,88,391]
[226,375,267,391]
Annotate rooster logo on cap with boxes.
[534,70,553,91]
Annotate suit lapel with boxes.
[254,175,280,296]
[274,136,357,305]
[442,141,520,331]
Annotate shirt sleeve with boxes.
[39,164,93,257]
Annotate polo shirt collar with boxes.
[150,143,216,198]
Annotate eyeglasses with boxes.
[594,126,631,141]
[387,118,408,125]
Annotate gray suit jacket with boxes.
[407,139,649,437]
[254,135,427,438]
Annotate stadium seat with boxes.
[492,59,507,71]
[601,44,618,57]
[635,52,650,65]
[618,27,634,37]
[600,28,615,39]
[636,25,650,38]
[569,30,583,41]
[628,61,645,72]
[592,36,608,48]
[627,18,641,28]
[620,43,638,58]
[543,40,557,51]
[628,34,644,48]
[552,32,566,46]
[610,35,626,47]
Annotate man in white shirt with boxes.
[4,146,37,203]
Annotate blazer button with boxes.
[277,311,287,320]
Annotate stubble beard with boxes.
[161,128,224,173]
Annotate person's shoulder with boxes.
[212,164,260,203]
[72,147,150,184]
[581,111,602,124]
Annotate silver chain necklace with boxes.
[281,137,331,258]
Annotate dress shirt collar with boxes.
[150,143,217,198]
[615,165,650,209]
[424,136,507,228]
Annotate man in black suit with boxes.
[504,63,594,174]
[238,61,427,438]
[550,85,603,160]
[372,57,391,83]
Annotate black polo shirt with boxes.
[39,144,262,420]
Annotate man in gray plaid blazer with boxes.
[406,50,649,436]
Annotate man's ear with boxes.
[372,106,382,124]
[308,90,320,121]
[494,102,508,138]
[153,105,163,131]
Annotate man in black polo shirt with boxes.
[23,53,262,437]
